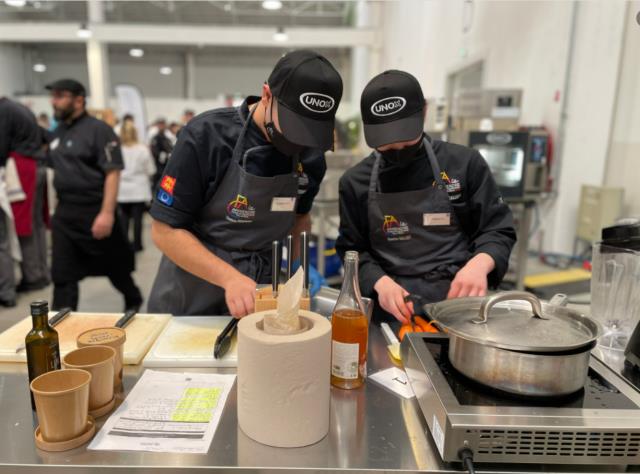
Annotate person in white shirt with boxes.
[117,121,156,252]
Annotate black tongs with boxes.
[213,318,239,359]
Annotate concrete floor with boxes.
[0,216,161,333]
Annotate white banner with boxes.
[115,84,148,143]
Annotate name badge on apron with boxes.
[423,213,451,226]
[271,197,296,212]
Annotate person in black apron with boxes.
[147,50,343,316]
[336,70,516,324]
[46,79,142,312]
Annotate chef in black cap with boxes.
[336,70,516,324]
[148,50,343,317]
[45,79,142,311]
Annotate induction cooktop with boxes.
[402,333,640,465]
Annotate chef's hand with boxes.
[374,275,412,324]
[447,253,495,299]
[91,211,114,240]
[223,272,256,318]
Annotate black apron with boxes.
[367,138,470,323]
[147,106,299,315]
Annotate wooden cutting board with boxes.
[143,316,237,368]
[0,312,171,365]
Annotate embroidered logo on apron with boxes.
[383,215,411,242]
[433,171,462,201]
[226,194,256,223]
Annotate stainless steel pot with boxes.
[423,291,601,397]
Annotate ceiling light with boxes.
[4,0,27,7]
[273,26,288,42]
[159,66,173,76]
[76,23,92,39]
[129,48,144,58]
[33,63,46,73]
[262,1,282,11]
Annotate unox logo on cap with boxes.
[299,92,335,114]
[371,96,407,117]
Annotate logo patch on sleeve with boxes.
[156,189,174,207]
[160,175,176,194]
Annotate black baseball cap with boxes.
[361,70,425,148]
[268,50,343,151]
[45,78,86,97]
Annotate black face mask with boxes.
[264,100,305,157]
[378,138,424,165]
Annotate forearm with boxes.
[466,252,495,275]
[290,213,311,262]
[101,170,120,214]
[151,219,242,288]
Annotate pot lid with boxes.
[429,292,600,352]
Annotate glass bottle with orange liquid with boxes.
[331,251,368,389]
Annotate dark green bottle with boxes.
[26,301,61,410]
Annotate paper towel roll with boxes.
[237,310,331,448]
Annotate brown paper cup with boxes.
[63,346,115,410]
[30,369,91,443]
[77,327,126,388]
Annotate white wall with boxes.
[545,1,627,252]
[605,1,640,218]
[0,44,27,97]
[380,0,571,129]
[378,0,628,254]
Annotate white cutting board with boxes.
[142,316,238,368]
[0,312,171,365]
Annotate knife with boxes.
[115,308,137,329]
[301,231,310,297]
[16,307,72,353]
[272,240,281,298]
[214,318,239,359]
[285,234,293,281]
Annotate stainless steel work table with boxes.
[1,325,639,473]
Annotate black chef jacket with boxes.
[336,136,517,296]
[47,112,124,204]
[0,98,42,166]
[150,96,326,230]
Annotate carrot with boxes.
[398,324,413,341]
[414,316,439,333]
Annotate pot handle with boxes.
[472,291,544,325]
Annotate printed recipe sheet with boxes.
[89,370,236,453]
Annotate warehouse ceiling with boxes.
[0,1,354,26]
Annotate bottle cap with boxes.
[345,250,359,262]
[30,300,49,316]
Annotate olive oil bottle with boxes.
[26,301,60,409]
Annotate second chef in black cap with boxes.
[148,49,343,317]
[45,78,143,311]
[336,70,516,324]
